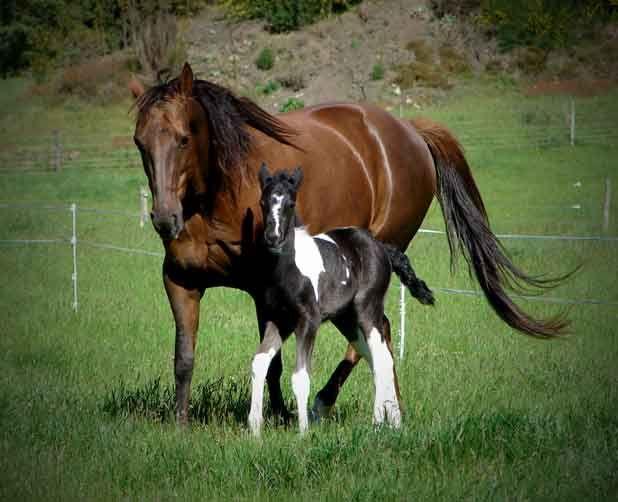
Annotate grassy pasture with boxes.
[0,80,617,500]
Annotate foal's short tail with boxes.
[411,117,570,338]
[383,244,435,306]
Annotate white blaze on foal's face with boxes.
[270,194,285,238]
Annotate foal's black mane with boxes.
[134,77,298,191]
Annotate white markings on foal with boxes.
[291,367,311,433]
[367,327,401,428]
[315,233,338,246]
[270,194,284,238]
[248,347,277,436]
[294,228,325,302]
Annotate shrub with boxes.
[54,53,136,104]
[222,0,362,32]
[277,73,305,91]
[476,0,617,51]
[279,97,304,112]
[0,0,204,77]
[256,80,280,95]
[405,39,434,64]
[393,62,451,90]
[370,63,384,81]
[255,47,274,71]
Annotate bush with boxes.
[53,53,136,103]
[256,80,280,95]
[0,0,205,77]
[279,97,304,112]
[370,63,384,81]
[394,61,451,90]
[255,47,274,71]
[429,0,617,51]
[222,0,361,33]
[126,3,186,83]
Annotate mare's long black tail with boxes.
[411,117,571,338]
[383,244,435,306]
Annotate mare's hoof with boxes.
[310,396,334,423]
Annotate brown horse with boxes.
[131,63,567,426]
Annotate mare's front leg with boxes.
[293,316,319,434]
[248,321,283,436]
[164,265,203,426]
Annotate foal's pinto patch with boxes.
[293,228,325,302]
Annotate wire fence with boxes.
[1,198,616,360]
[1,200,616,303]
[0,97,617,173]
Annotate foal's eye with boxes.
[179,136,189,148]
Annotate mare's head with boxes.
[132,63,207,240]
[132,62,297,240]
[258,163,303,252]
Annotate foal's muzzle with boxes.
[263,230,285,253]
[151,210,184,240]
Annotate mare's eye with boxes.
[179,136,189,148]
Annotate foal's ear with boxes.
[258,163,272,188]
[291,166,303,189]
[179,62,194,96]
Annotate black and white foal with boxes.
[249,164,434,435]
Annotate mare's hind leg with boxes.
[312,313,361,419]
[312,314,400,419]
[359,315,401,428]
[256,306,291,423]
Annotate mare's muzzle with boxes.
[151,209,184,240]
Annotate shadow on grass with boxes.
[101,376,253,424]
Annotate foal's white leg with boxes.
[248,321,283,437]
[366,327,401,428]
[249,348,277,436]
[292,367,310,433]
[293,318,318,434]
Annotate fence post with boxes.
[570,99,575,146]
[140,187,149,228]
[399,280,406,361]
[53,130,63,171]
[397,100,407,360]
[603,178,612,234]
[70,203,78,311]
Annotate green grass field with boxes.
[1,78,617,500]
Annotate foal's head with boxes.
[258,163,303,252]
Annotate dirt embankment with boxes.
[183,0,618,110]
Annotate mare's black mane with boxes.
[135,77,298,191]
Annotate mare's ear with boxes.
[179,62,194,96]
[128,75,145,99]
[258,163,272,188]
[291,166,303,189]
